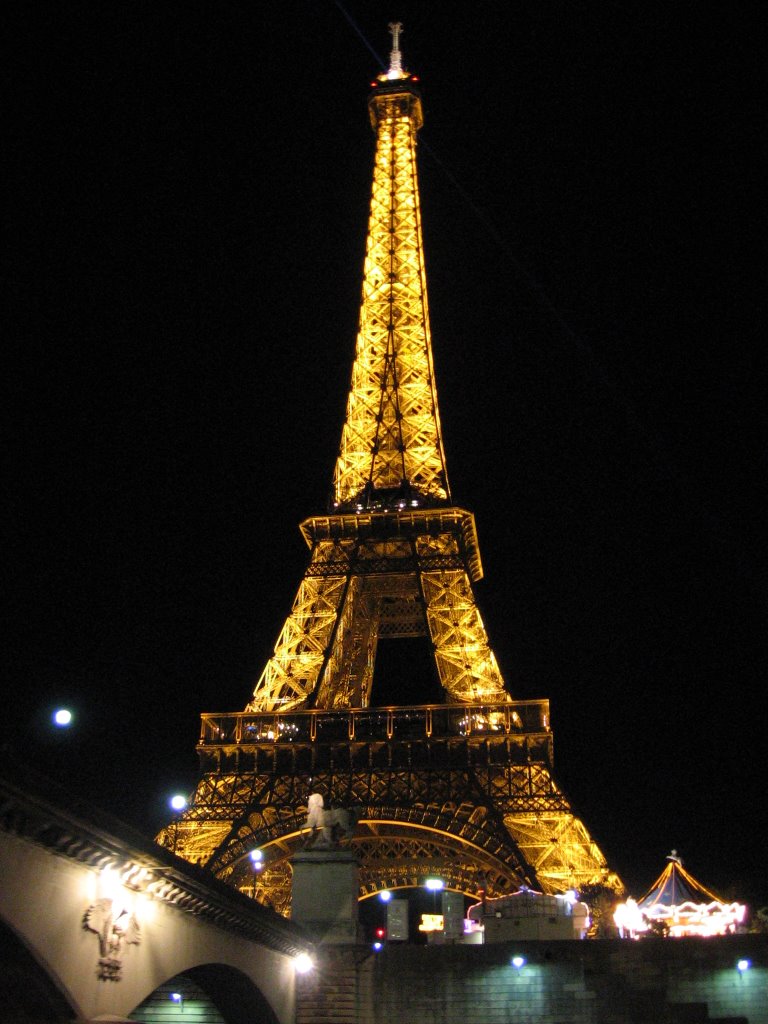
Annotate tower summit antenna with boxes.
[387,21,404,79]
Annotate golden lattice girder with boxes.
[421,570,508,702]
[247,561,347,712]
[503,810,621,892]
[333,86,447,507]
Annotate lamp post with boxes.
[249,848,263,898]
[425,876,444,912]
[169,794,187,854]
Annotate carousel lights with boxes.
[613,896,747,939]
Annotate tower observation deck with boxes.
[157,25,621,915]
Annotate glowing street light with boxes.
[52,708,73,728]
[424,877,444,916]
[168,794,188,855]
[294,953,314,974]
[379,889,392,902]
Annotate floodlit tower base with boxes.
[159,699,619,915]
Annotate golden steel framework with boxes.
[157,26,621,913]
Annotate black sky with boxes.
[6,4,766,909]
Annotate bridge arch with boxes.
[130,965,280,1024]
[0,916,77,1023]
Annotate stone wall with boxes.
[297,936,767,1024]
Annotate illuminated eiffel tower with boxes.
[158,26,621,914]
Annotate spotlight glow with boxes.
[511,956,526,969]
[169,794,187,812]
[294,953,314,974]
[53,708,72,727]
[379,889,392,902]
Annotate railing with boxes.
[199,701,550,747]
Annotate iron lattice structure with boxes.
[158,29,621,913]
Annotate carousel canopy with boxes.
[638,851,722,910]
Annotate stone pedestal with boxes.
[291,850,359,943]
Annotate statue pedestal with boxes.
[291,849,359,943]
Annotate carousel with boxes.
[614,851,747,938]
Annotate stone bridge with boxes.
[0,755,314,1023]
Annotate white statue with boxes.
[305,792,357,849]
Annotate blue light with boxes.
[170,992,182,1003]
[379,890,392,902]
[737,959,751,973]
[424,878,444,891]
[511,955,526,969]
[169,794,187,812]
[373,941,383,951]
[250,849,263,863]
[53,708,72,728]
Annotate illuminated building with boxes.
[466,887,591,942]
[157,25,621,914]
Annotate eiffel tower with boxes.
[158,25,621,915]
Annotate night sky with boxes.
[7,4,766,910]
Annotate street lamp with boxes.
[424,877,444,916]
[294,953,314,974]
[168,795,188,853]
